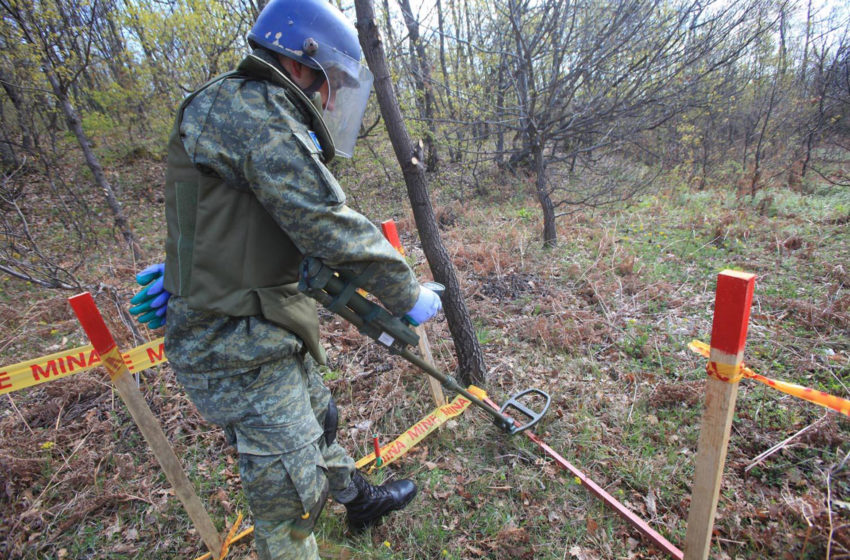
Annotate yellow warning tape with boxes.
[355,388,484,470]
[4,336,484,554]
[706,360,744,383]
[193,511,254,560]
[0,338,167,396]
[689,340,850,417]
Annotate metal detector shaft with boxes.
[398,346,517,432]
[304,281,519,432]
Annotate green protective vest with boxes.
[163,54,336,364]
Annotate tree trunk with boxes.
[41,62,142,261]
[436,0,460,164]
[800,0,812,84]
[355,0,486,387]
[533,142,557,247]
[0,102,19,168]
[495,52,508,168]
[0,68,35,155]
[398,0,439,172]
[251,0,267,18]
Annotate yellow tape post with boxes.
[0,337,167,396]
[689,340,850,417]
[355,388,485,470]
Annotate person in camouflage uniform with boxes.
[129,1,442,558]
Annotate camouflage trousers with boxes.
[177,353,356,560]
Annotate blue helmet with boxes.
[248,0,373,158]
[249,0,360,76]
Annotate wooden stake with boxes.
[69,293,224,559]
[414,326,446,406]
[381,219,446,406]
[684,271,756,560]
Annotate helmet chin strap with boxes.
[301,71,326,112]
[277,57,326,100]
[301,72,326,96]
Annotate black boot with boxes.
[342,471,417,532]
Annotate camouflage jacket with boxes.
[164,49,419,374]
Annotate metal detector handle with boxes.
[500,389,551,435]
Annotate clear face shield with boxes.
[311,51,373,158]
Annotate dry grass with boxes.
[0,162,848,559]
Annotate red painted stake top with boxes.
[69,292,117,355]
[381,220,403,251]
[709,271,756,357]
[372,434,382,466]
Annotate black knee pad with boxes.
[324,397,338,446]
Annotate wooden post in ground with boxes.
[683,271,756,560]
[69,293,224,559]
[381,219,446,406]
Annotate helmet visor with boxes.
[315,57,373,158]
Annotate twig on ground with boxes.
[7,429,93,543]
[626,378,638,423]
[7,394,35,437]
[54,402,63,432]
[826,449,850,559]
[745,414,828,473]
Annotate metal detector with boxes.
[299,257,550,435]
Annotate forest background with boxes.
[1,0,848,558]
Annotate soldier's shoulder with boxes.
[184,78,304,155]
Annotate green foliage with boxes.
[516,207,533,221]
[81,111,119,139]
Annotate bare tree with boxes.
[0,68,35,166]
[0,0,141,260]
[397,0,439,171]
[356,0,487,387]
[493,0,772,246]
[123,0,250,95]
[800,10,850,185]
[0,159,87,290]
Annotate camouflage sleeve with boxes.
[180,79,255,190]
[242,117,419,316]
[180,79,419,315]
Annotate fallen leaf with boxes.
[645,488,657,518]
[465,544,485,556]
[456,485,472,500]
[106,517,121,539]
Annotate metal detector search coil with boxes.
[499,389,551,432]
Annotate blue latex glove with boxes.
[129,263,170,329]
[404,285,442,326]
